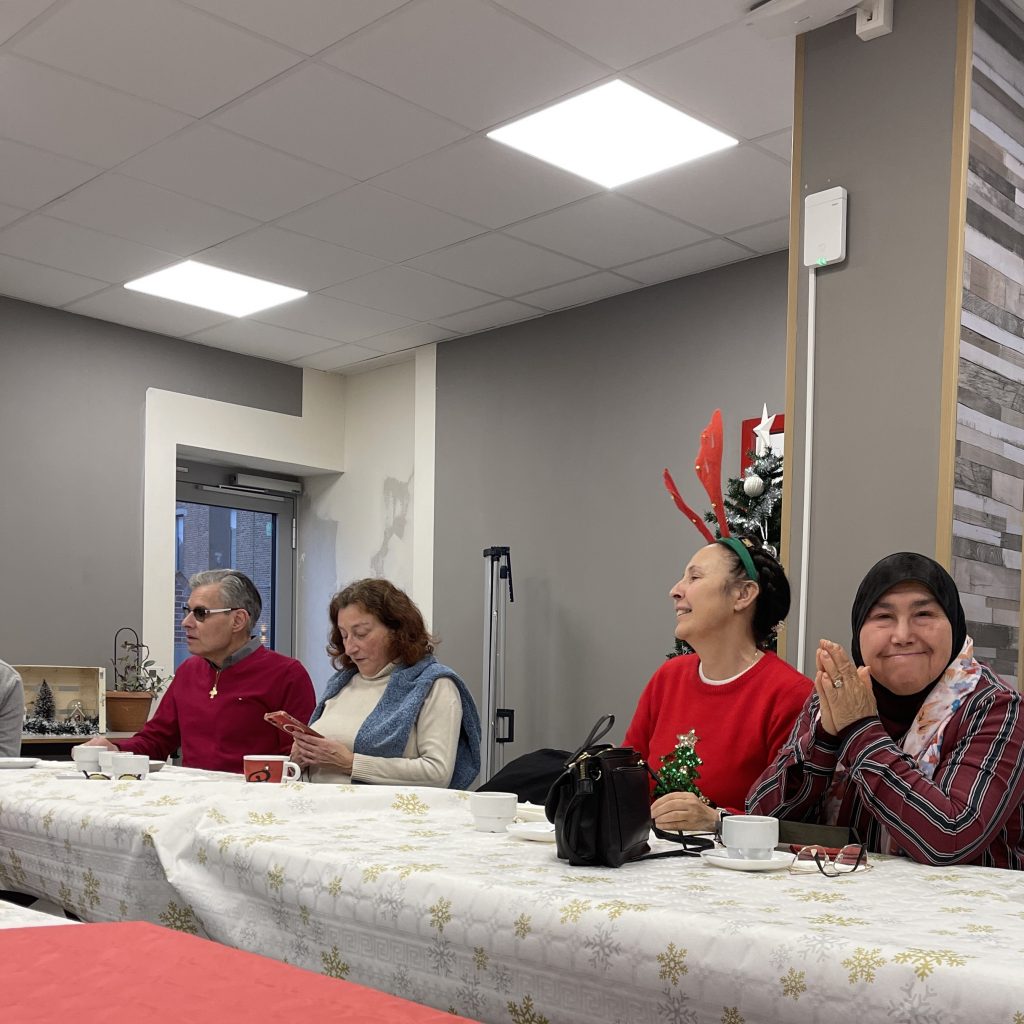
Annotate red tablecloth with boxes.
[2,921,477,1023]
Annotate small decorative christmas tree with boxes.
[653,731,705,800]
[703,444,783,554]
[34,679,55,721]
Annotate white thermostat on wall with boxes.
[803,186,847,267]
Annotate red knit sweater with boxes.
[624,652,811,813]
[116,646,315,773]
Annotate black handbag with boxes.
[476,748,571,804]
[544,715,712,868]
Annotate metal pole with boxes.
[480,546,514,784]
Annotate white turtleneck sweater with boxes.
[310,662,462,786]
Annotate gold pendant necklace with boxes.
[209,670,220,699]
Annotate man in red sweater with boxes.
[83,570,314,773]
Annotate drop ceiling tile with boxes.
[322,266,497,321]
[505,194,709,267]
[495,0,736,69]
[119,126,354,221]
[182,0,407,55]
[65,287,232,336]
[278,184,484,261]
[408,233,593,296]
[0,55,192,167]
[326,0,604,130]
[0,253,107,306]
[0,0,54,45]
[755,129,792,161]
[0,204,26,229]
[214,64,468,180]
[253,292,412,343]
[616,238,751,286]
[622,146,790,235]
[728,217,790,254]
[13,0,299,117]
[359,323,456,354]
[433,300,542,335]
[631,24,795,139]
[295,343,383,370]
[198,227,386,291]
[0,139,101,210]
[517,271,641,311]
[46,174,257,255]
[0,215,176,282]
[190,319,335,361]
[370,136,599,228]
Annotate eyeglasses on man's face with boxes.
[181,604,239,623]
[788,843,869,877]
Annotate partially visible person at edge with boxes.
[291,578,481,788]
[82,570,314,773]
[747,552,1024,869]
[624,535,811,833]
[0,660,25,758]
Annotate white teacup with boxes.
[469,791,517,833]
[721,815,779,861]
[111,752,149,780]
[71,745,102,775]
[97,749,118,777]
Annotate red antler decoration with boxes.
[663,409,731,542]
[663,468,714,544]
[696,409,730,539]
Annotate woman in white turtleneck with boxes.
[291,579,480,788]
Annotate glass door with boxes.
[174,479,295,670]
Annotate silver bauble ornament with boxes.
[743,474,766,497]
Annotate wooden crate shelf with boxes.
[17,664,106,736]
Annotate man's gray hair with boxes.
[189,569,262,626]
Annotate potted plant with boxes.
[108,627,172,733]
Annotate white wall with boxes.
[296,347,437,692]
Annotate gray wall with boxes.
[433,253,788,754]
[0,297,302,670]
[789,0,963,670]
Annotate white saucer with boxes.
[700,849,795,872]
[0,757,39,770]
[149,760,166,772]
[506,821,557,843]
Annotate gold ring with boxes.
[832,677,843,689]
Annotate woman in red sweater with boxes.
[624,535,811,832]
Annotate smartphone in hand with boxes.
[264,710,323,738]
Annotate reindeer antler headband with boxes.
[663,409,758,582]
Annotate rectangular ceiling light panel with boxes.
[488,80,737,189]
[124,260,307,317]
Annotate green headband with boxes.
[717,537,758,583]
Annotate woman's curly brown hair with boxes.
[327,578,436,670]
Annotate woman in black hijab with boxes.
[747,552,1024,869]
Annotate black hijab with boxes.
[849,552,967,737]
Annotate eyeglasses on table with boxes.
[788,843,870,877]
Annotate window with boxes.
[174,465,295,669]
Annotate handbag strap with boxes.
[568,714,615,762]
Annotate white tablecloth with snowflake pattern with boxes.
[2,765,1023,1024]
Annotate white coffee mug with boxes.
[721,814,779,861]
[469,791,517,832]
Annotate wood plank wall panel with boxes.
[955,0,1024,685]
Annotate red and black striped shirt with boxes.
[746,667,1024,870]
